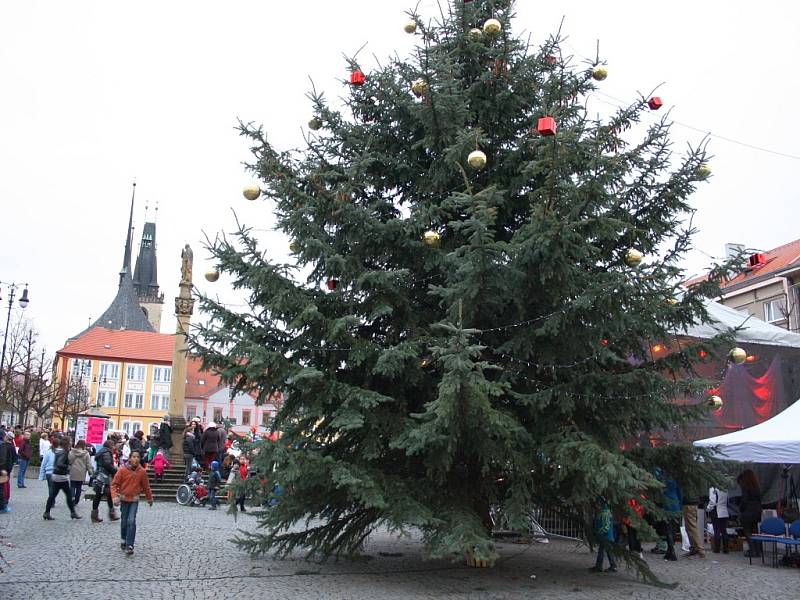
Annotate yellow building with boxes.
[53,328,176,434]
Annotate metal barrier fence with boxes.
[491,504,585,542]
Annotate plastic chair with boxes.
[759,517,786,536]
[789,519,800,538]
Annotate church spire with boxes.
[120,182,136,284]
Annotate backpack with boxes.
[53,451,69,476]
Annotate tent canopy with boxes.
[677,300,800,348]
[693,398,800,463]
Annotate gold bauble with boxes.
[467,149,487,169]
[591,66,608,81]
[729,347,747,364]
[708,395,723,409]
[624,248,643,267]
[308,117,322,130]
[666,297,679,306]
[242,185,261,201]
[204,269,219,283]
[411,78,428,97]
[697,163,712,178]
[404,20,417,34]
[468,27,482,40]
[483,18,502,35]
[423,230,441,247]
[289,240,300,253]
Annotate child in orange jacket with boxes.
[110,450,153,556]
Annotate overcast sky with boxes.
[1,0,798,359]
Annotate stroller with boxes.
[176,471,208,507]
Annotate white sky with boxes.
[1,0,799,359]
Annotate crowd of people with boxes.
[590,467,766,572]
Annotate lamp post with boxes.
[0,283,30,423]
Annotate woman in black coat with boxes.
[737,469,763,558]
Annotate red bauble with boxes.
[647,96,663,110]
[326,279,339,290]
[350,70,366,86]
[544,54,557,66]
[537,116,557,136]
[600,339,609,347]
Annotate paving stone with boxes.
[0,482,795,599]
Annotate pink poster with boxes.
[86,417,106,445]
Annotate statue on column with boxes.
[180,244,193,285]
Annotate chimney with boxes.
[725,243,745,260]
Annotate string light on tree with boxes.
[243,185,261,201]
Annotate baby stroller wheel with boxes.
[176,484,192,506]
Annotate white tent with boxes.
[677,300,800,348]
[693,399,800,463]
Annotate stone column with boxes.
[169,244,195,449]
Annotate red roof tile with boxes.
[720,238,800,289]
[57,327,174,363]
[185,356,225,399]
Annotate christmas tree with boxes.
[193,0,738,566]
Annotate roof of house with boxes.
[58,327,174,363]
[185,355,225,399]
[685,238,800,291]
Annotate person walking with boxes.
[157,415,173,460]
[38,430,51,461]
[15,431,33,488]
[654,467,682,561]
[91,439,119,523]
[43,438,80,520]
[589,496,617,573]
[38,442,56,500]
[68,440,94,507]
[232,456,248,512]
[737,469,763,558]
[216,425,227,464]
[706,485,730,553]
[0,432,17,513]
[129,431,144,456]
[110,450,153,556]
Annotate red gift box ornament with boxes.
[537,116,557,136]
[350,69,366,86]
[647,96,663,110]
[326,278,339,290]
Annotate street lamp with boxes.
[0,282,30,389]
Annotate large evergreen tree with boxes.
[192,0,737,564]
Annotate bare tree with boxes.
[0,318,54,427]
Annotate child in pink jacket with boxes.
[152,449,172,483]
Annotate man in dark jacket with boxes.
[0,432,18,513]
[158,415,173,459]
[16,431,33,488]
[91,440,119,523]
[129,431,144,456]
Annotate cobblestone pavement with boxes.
[0,482,796,600]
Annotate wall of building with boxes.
[53,355,173,435]
[721,280,789,328]
[185,388,279,435]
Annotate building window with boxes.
[153,367,172,383]
[71,359,92,378]
[161,396,169,410]
[131,422,142,434]
[122,421,131,434]
[97,391,106,407]
[126,365,146,381]
[241,410,251,426]
[134,394,144,410]
[261,411,272,427]
[99,391,117,408]
[99,362,120,380]
[150,394,160,410]
[186,405,197,420]
[764,297,786,323]
[213,408,223,423]
[124,393,134,409]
